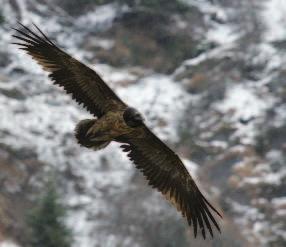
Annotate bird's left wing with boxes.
[12,23,126,118]
[119,126,222,239]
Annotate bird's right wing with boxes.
[13,23,126,118]
[119,125,222,239]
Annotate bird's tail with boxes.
[74,119,110,151]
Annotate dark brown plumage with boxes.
[13,23,222,239]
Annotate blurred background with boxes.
[0,0,285,246]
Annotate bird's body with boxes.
[75,108,145,150]
[13,23,222,239]
[85,111,129,142]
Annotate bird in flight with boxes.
[13,23,222,239]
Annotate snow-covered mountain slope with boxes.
[0,0,285,246]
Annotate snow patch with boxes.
[262,0,286,41]
[183,159,199,177]
[216,84,270,120]
[77,4,119,30]
[207,24,237,45]
[214,83,275,144]
[0,241,21,247]
[272,197,286,207]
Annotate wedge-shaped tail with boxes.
[75,119,110,151]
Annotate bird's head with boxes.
[123,107,145,128]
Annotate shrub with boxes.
[0,10,4,24]
[26,183,72,247]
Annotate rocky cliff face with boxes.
[0,0,285,246]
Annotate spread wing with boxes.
[12,23,126,118]
[119,126,222,239]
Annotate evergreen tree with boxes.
[27,184,72,247]
[0,10,4,24]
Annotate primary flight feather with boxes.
[13,23,222,239]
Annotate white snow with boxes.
[242,171,286,186]
[92,64,137,85]
[183,159,199,177]
[272,197,286,207]
[173,43,234,77]
[262,0,286,41]
[214,83,276,144]
[77,3,119,30]
[207,24,237,45]
[216,84,270,120]
[0,241,21,247]
[229,200,268,243]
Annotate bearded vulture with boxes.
[13,23,222,239]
